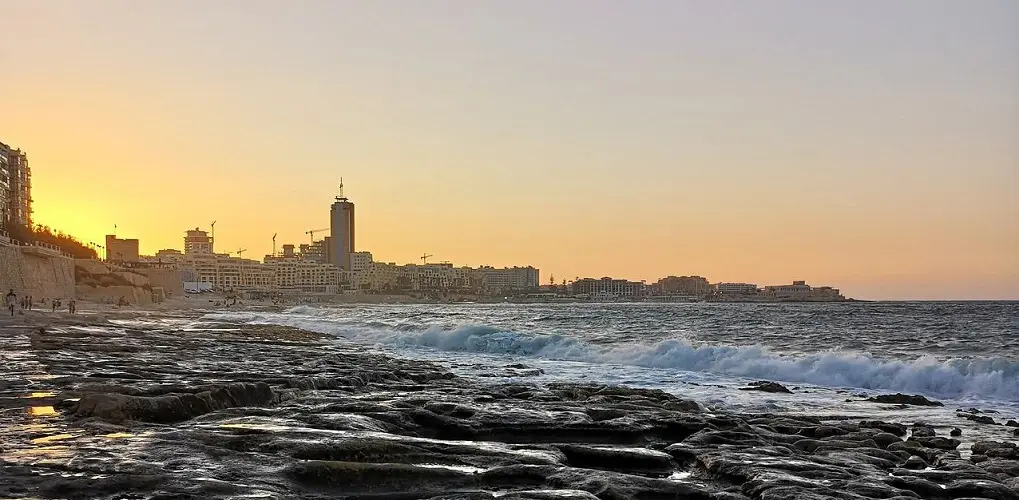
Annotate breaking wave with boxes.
[204,309,1019,401]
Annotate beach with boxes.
[2,303,1019,499]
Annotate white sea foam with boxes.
[203,309,1019,402]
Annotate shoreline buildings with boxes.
[156,181,540,296]
[116,179,845,301]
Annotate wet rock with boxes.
[907,436,961,450]
[943,479,1019,500]
[684,429,771,447]
[959,412,997,425]
[793,437,879,453]
[70,382,289,423]
[972,440,1017,455]
[286,460,477,493]
[950,427,962,437]
[813,425,849,439]
[903,455,927,470]
[884,475,948,498]
[910,426,935,438]
[1005,477,1019,491]
[973,442,1019,460]
[544,466,716,500]
[554,444,675,475]
[1005,419,1019,427]
[866,393,943,407]
[739,381,793,394]
[981,458,1019,477]
[861,420,908,437]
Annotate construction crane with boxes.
[420,253,433,265]
[272,233,277,257]
[306,228,329,244]
[235,248,247,257]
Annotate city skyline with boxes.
[3,1,1017,300]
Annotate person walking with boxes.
[5,289,17,317]
[68,299,77,315]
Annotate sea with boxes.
[206,301,1019,441]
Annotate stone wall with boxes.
[0,245,76,300]
[135,268,184,298]
[75,284,153,306]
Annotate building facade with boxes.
[655,275,713,297]
[270,260,339,294]
[184,228,213,255]
[105,235,140,263]
[479,266,540,293]
[0,141,32,230]
[350,251,373,271]
[761,281,845,301]
[571,277,646,299]
[329,181,355,270]
[716,282,759,295]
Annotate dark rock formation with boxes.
[903,455,927,470]
[69,382,291,423]
[3,317,1018,500]
[739,380,793,394]
[959,411,997,425]
[865,393,943,407]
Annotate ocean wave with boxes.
[202,310,1019,401]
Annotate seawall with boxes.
[0,245,76,300]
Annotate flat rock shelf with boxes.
[1,315,1018,500]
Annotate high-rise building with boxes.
[184,228,213,255]
[329,179,355,270]
[0,141,32,230]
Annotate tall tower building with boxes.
[329,179,355,270]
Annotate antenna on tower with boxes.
[337,177,345,200]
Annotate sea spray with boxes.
[203,308,1019,401]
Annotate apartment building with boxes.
[478,266,540,293]
[571,277,647,298]
[0,141,32,229]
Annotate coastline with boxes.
[2,309,1018,499]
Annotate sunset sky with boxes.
[2,0,1017,300]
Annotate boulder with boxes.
[959,412,997,425]
[739,381,793,394]
[907,436,961,451]
[902,455,927,470]
[866,394,943,407]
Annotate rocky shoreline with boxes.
[2,314,1018,499]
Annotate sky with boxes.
[1,0,1017,300]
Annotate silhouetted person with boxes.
[69,299,77,315]
[51,300,57,312]
[5,290,16,317]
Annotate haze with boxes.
[2,0,1017,300]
